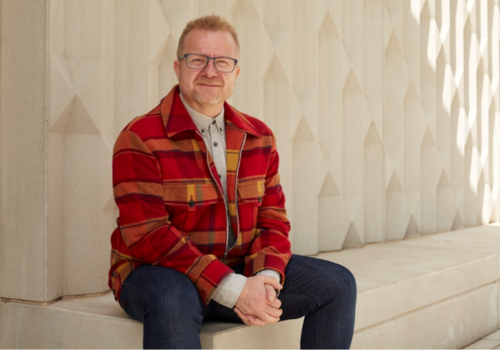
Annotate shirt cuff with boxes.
[256,269,281,284]
[211,273,247,309]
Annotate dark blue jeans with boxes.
[120,254,357,349]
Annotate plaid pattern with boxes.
[109,86,291,303]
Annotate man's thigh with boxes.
[119,264,208,322]
[119,264,241,324]
[278,254,356,321]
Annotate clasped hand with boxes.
[233,275,283,326]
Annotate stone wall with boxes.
[1,0,499,302]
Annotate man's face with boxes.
[174,29,241,117]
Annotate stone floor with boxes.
[464,330,500,349]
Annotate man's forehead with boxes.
[182,29,238,56]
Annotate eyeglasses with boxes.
[178,53,238,73]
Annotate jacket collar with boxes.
[161,85,262,138]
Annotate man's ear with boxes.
[174,60,181,81]
[234,65,241,79]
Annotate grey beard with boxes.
[192,90,223,107]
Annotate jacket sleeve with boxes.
[243,133,292,283]
[113,129,233,303]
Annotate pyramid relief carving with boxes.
[50,97,100,136]
[342,222,363,249]
[404,215,420,239]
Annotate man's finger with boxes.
[255,310,280,324]
[263,303,283,318]
[235,308,268,326]
[264,284,276,303]
[246,314,267,326]
[234,307,251,325]
[261,276,282,291]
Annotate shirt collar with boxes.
[179,93,225,135]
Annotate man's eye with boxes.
[216,60,230,67]
[190,58,204,64]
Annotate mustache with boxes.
[195,78,222,86]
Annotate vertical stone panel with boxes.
[363,123,384,242]
[318,11,350,248]
[148,1,174,104]
[46,0,68,301]
[319,172,350,251]
[420,1,440,234]
[342,72,365,248]
[436,47,455,232]
[404,82,425,237]
[0,0,48,301]
[55,0,115,295]
[231,0,262,118]
[421,128,439,234]
[464,10,480,226]
[450,94,466,230]
[363,0,384,243]
[292,0,322,117]
[292,116,319,254]
[385,29,409,240]
[114,1,151,134]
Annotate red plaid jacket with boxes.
[109,86,292,303]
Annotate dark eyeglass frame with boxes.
[178,53,238,73]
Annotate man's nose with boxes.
[202,59,218,77]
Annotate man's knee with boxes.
[122,265,202,320]
[290,255,357,300]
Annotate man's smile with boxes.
[196,82,222,87]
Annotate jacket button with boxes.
[258,196,262,203]
[188,199,195,207]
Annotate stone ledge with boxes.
[1,224,500,349]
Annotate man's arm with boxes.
[231,131,291,326]
[243,131,292,282]
[113,129,233,303]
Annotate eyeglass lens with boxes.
[185,54,236,72]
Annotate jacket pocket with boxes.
[237,180,265,206]
[163,183,219,211]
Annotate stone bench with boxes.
[2,224,500,348]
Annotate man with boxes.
[109,15,356,349]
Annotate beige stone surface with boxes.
[321,225,500,331]
[0,0,54,301]
[1,0,499,305]
[200,318,302,349]
[465,338,500,350]
[0,297,142,349]
[485,329,500,341]
[352,283,498,349]
[0,292,301,349]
